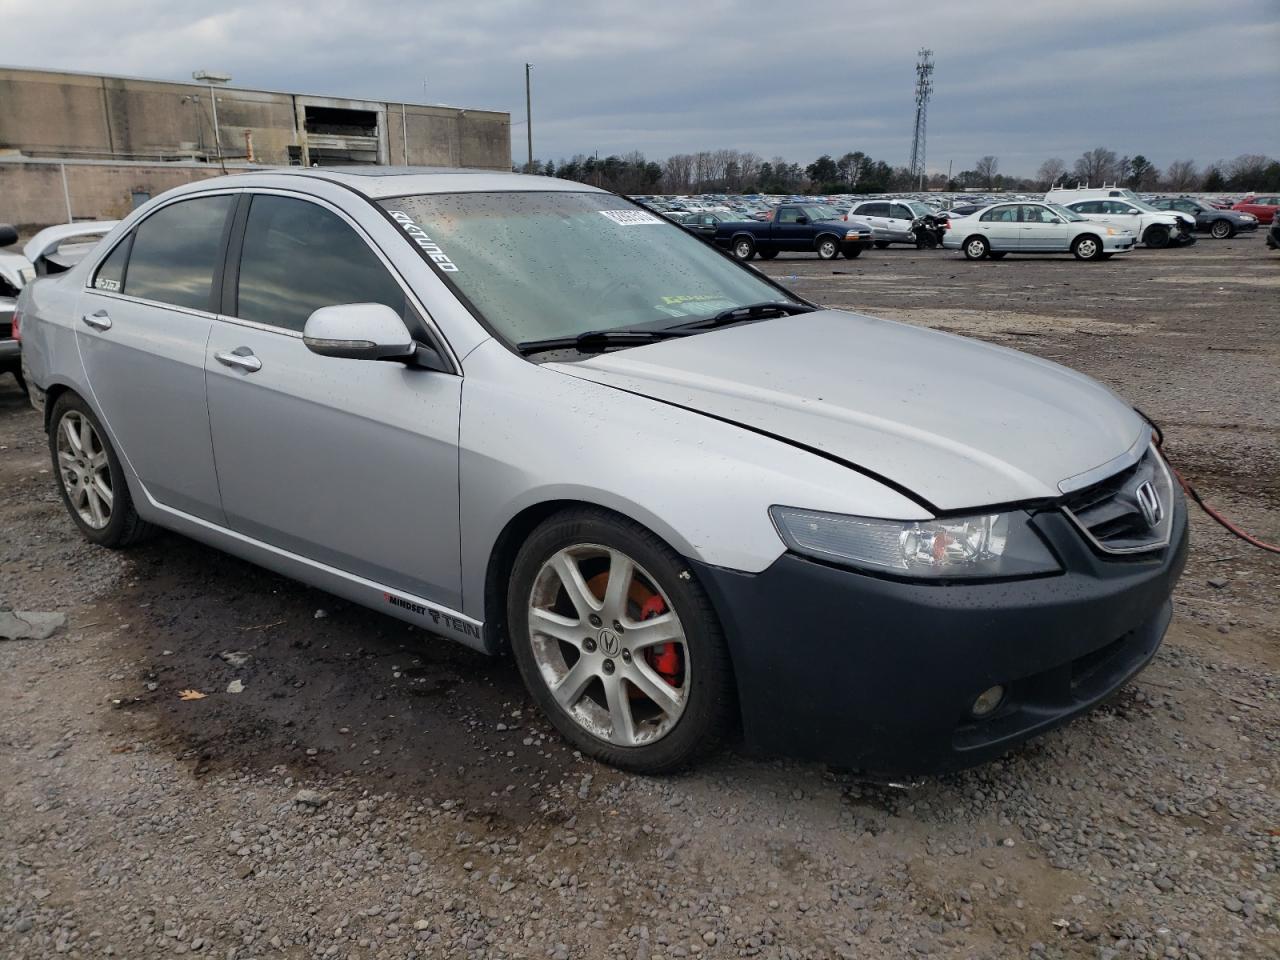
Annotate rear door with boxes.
[203,191,464,608]
[854,202,889,239]
[75,192,236,522]
[977,204,1021,250]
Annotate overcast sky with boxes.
[5,0,1278,174]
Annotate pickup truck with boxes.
[712,204,872,261]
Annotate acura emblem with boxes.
[1135,481,1162,528]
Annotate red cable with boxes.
[1169,463,1280,556]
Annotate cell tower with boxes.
[908,49,934,190]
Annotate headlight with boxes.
[769,507,1061,580]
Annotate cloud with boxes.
[4,0,1277,174]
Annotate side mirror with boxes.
[0,224,18,248]
[303,303,416,362]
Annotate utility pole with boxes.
[524,63,533,174]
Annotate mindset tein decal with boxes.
[598,209,663,225]
[388,210,460,272]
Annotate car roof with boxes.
[168,166,608,200]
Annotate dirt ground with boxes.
[1,236,1277,960]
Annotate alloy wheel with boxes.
[527,544,689,747]
[1077,238,1098,259]
[56,410,113,529]
[734,240,753,259]
[1210,220,1232,239]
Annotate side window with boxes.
[1072,201,1099,214]
[890,203,913,220]
[124,195,234,311]
[1020,205,1055,223]
[863,202,889,217]
[777,207,802,224]
[92,237,131,293]
[235,195,407,333]
[980,206,1015,222]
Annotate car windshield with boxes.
[1045,203,1086,222]
[1128,199,1165,213]
[380,191,796,344]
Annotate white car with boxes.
[1046,187,1194,248]
[943,202,1136,260]
[844,198,934,246]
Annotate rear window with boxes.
[124,196,233,311]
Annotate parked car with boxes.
[1232,195,1279,224]
[18,170,1187,775]
[0,223,28,389]
[1058,199,1194,248]
[944,202,1136,260]
[713,204,871,260]
[677,211,730,240]
[844,198,936,247]
[1,221,118,392]
[1147,197,1259,238]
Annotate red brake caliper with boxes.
[640,594,681,686]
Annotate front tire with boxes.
[507,508,735,773]
[1143,225,1171,248]
[815,237,840,260]
[1072,234,1104,261]
[963,236,990,260]
[732,237,756,261]
[1210,219,1234,239]
[48,392,154,548]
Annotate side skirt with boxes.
[135,489,488,653]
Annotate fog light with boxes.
[971,685,1005,718]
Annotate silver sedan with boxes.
[943,202,1136,260]
[17,170,1185,774]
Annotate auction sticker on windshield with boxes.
[599,210,663,226]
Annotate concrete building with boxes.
[0,65,512,227]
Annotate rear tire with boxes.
[48,392,155,548]
[507,508,735,774]
[732,237,756,261]
[1072,234,1104,261]
[1209,219,1234,239]
[963,236,990,260]
[815,237,840,260]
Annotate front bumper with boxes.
[693,499,1188,775]
[1105,235,1136,252]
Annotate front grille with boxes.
[1062,446,1175,555]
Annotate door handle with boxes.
[215,349,262,373]
[82,310,112,331]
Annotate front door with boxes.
[204,192,464,608]
[1017,204,1070,252]
[773,206,811,250]
[977,204,1022,251]
[75,193,236,522]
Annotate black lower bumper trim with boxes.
[692,503,1188,775]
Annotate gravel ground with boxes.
[1,236,1277,960]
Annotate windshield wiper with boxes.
[671,300,817,332]
[517,327,690,356]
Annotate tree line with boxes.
[520,147,1280,195]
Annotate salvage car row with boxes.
[645,186,1270,262]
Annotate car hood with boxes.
[548,310,1146,511]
